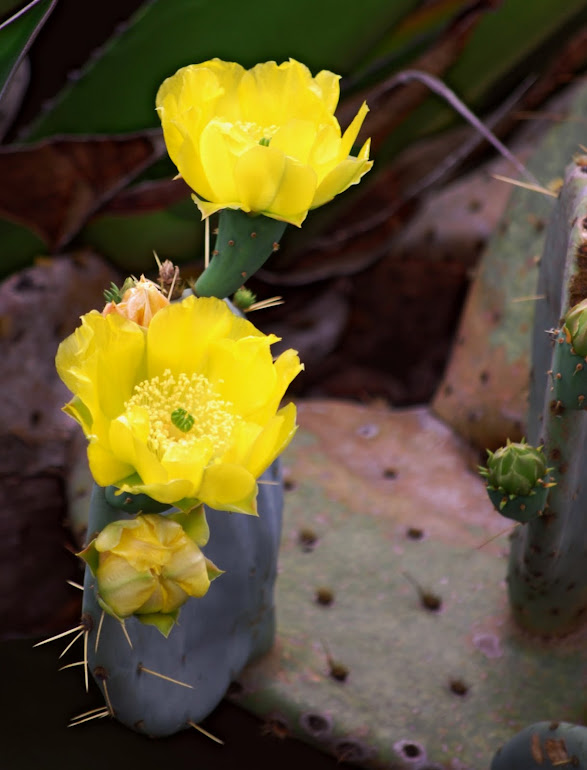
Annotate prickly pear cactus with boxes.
[82,461,282,736]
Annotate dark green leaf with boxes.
[23,0,418,139]
[0,0,56,102]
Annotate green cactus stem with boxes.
[194,209,286,299]
[480,440,553,523]
[508,158,587,636]
[491,722,587,769]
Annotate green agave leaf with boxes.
[376,0,587,162]
[343,0,473,95]
[0,0,56,102]
[23,0,419,139]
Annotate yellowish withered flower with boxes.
[80,513,220,631]
[156,58,373,226]
[103,275,169,328]
[56,295,302,513]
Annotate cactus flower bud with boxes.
[102,275,169,328]
[481,439,549,497]
[479,439,555,522]
[79,513,220,631]
[563,297,587,357]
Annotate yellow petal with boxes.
[312,154,373,209]
[271,120,320,165]
[198,462,258,514]
[266,157,317,226]
[246,403,298,478]
[63,395,92,434]
[57,311,146,423]
[119,478,196,507]
[164,540,210,597]
[205,334,278,416]
[175,135,218,204]
[199,120,242,204]
[97,553,156,618]
[146,295,234,380]
[138,579,188,614]
[193,194,236,220]
[160,439,212,492]
[339,101,369,160]
[247,348,303,424]
[234,144,286,212]
[314,69,340,114]
[109,408,167,486]
[221,420,263,466]
[87,441,134,488]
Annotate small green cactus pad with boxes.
[491,721,587,770]
[550,327,587,409]
[194,209,286,299]
[486,486,548,523]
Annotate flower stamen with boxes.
[125,370,238,458]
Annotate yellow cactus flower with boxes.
[156,58,373,226]
[56,295,302,513]
[103,275,169,328]
[80,513,219,626]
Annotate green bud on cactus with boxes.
[233,286,257,310]
[479,440,555,522]
[563,297,587,356]
[480,439,549,497]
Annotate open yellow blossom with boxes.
[56,295,303,513]
[156,58,373,226]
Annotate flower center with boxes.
[233,120,279,143]
[125,369,238,457]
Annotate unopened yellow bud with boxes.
[83,514,213,620]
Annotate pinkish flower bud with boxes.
[103,275,169,328]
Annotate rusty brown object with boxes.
[0,131,163,251]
